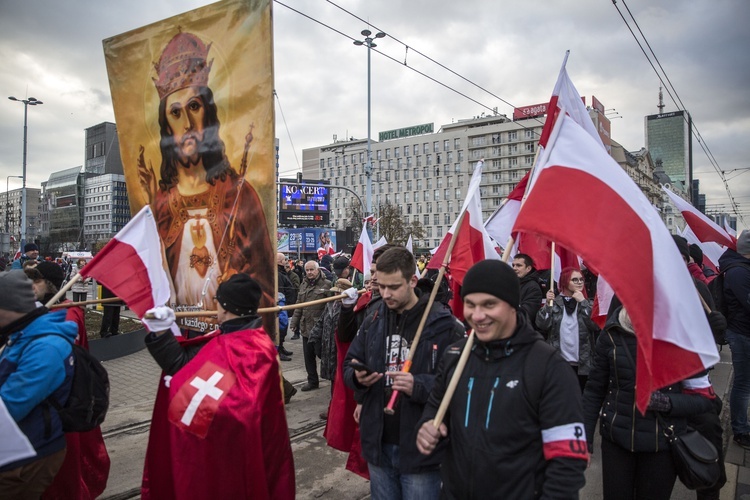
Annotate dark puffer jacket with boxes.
[718,248,750,335]
[582,309,715,452]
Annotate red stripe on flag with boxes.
[83,239,157,317]
[682,212,736,249]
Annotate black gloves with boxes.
[707,311,727,345]
[647,391,672,413]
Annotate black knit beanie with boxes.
[36,261,65,290]
[672,235,690,260]
[461,260,520,309]
[215,273,262,317]
[688,244,704,266]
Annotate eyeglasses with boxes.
[570,278,584,284]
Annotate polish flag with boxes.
[663,186,736,250]
[514,109,719,412]
[373,236,388,249]
[405,235,421,278]
[485,53,604,274]
[81,205,171,318]
[724,219,737,238]
[350,220,374,281]
[428,160,501,285]
[679,224,721,274]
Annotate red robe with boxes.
[323,293,371,479]
[141,327,295,499]
[43,304,110,500]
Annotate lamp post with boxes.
[354,29,385,234]
[8,96,43,251]
[5,175,23,234]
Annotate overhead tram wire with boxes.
[272,0,545,140]
[612,0,744,224]
[620,0,728,184]
[274,90,302,172]
[323,0,547,135]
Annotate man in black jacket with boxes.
[416,260,587,499]
[344,247,462,500]
[276,252,297,359]
[719,230,750,449]
[512,253,543,323]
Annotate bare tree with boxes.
[345,201,424,246]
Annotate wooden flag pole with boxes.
[384,210,468,415]
[548,242,556,306]
[433,330,475,428]
[140,289,367,319]
[44,273,82,309]
[50,297,122,310]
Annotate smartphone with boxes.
[350,361,374,375]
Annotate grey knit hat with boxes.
[738,230,750,255]
[0,270,37,313]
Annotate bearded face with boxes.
[165,87,206,166]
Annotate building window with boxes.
[444,139,450,151]
[377,150,382,160]
[508,131,517,141]
[444,188,450,199]
[458,150,464,161]
[423,143,429,154]
[403,145,410,156]
[385,148,391,159]
[394,147,400,158]
[427,154,432,166]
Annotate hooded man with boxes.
[141,273,294,499]
[416,260,588,499]
[0,271,77,497]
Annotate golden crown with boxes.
[153,31,213,100]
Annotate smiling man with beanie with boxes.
[0,271,77,497]
[417,260,588,499]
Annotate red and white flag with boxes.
[429,160,500,285]
[485,53,604,275]
[679,224,721,274]
[663,186,736,250]
[724,219,737,238]
[514,109,719,412]
[350,220,374,281]
[373,236,388,249]
[81,205,171,318]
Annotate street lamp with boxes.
[6,175,23,234]
[8,96,44,251]
[353,29,386,232]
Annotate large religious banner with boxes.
[103,0,276,333]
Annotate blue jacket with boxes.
[718,249,750,335]
[0,309,77,471]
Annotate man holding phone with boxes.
[344,247,463,500]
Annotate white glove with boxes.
[341,287,359,306]
[142,306,176,332]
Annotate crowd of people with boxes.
[1,229,749,499]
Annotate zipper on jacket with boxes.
[485,377,500,429]
[465,377,475,428]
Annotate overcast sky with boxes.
[1,0,748,231]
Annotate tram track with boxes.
[100,378,323,500]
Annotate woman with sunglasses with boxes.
[536,267,600,391]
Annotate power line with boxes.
[273,90,301,171]
[613,0,744,225]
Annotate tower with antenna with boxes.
[657,86,665,113]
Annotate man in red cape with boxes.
[29,262,111,500]
[140,273,294,499]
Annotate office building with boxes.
[85,122,124,175]
[645,110,692,194]
[83,173,129,247]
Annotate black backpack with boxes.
[49,344,110,432]
[708,262,750,318]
